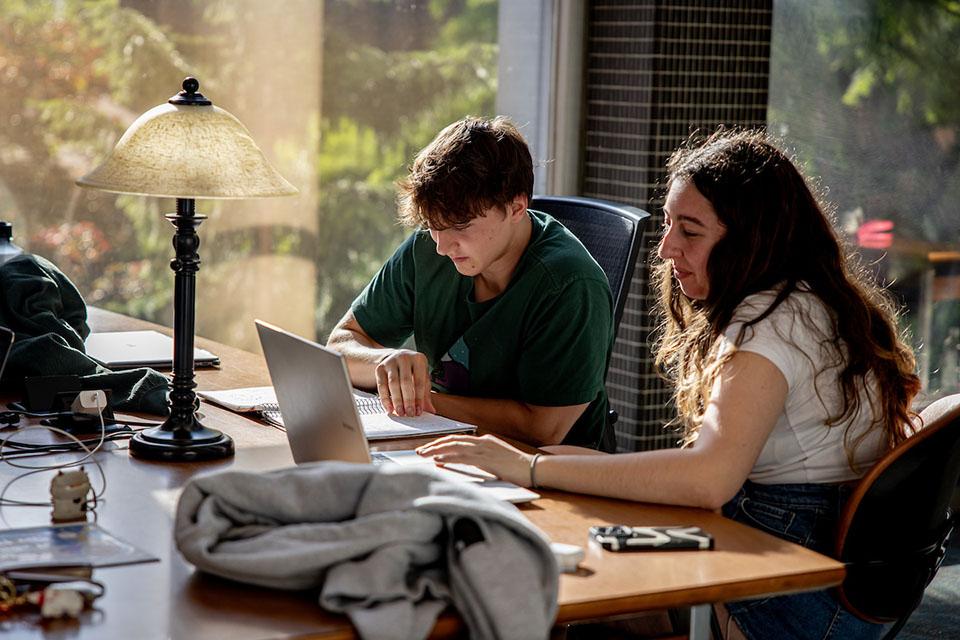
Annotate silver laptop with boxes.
[254,320,539,503]
[85,330,220,369]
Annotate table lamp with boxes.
[76,77,298,461]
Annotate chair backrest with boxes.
[834,393,960,624]
[529,196,648,334]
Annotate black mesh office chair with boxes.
[528,196,649,451]
[528,196,648,334]
[834,393,960,638]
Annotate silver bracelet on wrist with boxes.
[529,453,543,489]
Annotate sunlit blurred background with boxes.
[0,0,498,353]
[1,0,958,442]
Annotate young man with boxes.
[327,116,615,450]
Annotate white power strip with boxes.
[70,390,107,416]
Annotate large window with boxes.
[770,0,960,404]
[0,0,498,351]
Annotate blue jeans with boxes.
[722,481,885,640]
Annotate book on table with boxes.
[197,386,476,439]
[0,523,157,571]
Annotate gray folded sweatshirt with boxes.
[175,461,559,640]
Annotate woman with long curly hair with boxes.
[418,130,921,638]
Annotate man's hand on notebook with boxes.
[375,348,436,417]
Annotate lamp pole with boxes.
[129,196,233,460]
[167,197,204,435]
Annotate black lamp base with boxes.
[129,423,234,461]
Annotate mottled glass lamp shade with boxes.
[76,99,297,199]
[76,77,297,462]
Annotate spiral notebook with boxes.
[197,386,285,428]
[198,386,473,440]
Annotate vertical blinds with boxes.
[583,0,773,451]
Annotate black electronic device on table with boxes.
[0,326,13,423]
[0,325,12,382]
[589,525,714,552]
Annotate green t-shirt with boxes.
[352,211,614,450]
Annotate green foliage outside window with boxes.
[770,0,960,396]
[316,0,497,337]
[0,0,498,343]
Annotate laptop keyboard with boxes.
[370,452,392,465]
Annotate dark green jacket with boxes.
[0,254,169,415]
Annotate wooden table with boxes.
[0,309,845,639]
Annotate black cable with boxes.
[1,436,134,455]
[5,402,76,419]
[80,417,161,427]
[3,424,135,444]
[4,403,162,427]
[0,430,139,459]
[1,429,138,448]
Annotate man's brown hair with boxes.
[397,116,534,229]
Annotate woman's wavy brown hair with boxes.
[653,129,920,464]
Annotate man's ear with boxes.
[508,194,529,221]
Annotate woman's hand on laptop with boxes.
[416,435,534,487]
[375,348,436,417]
